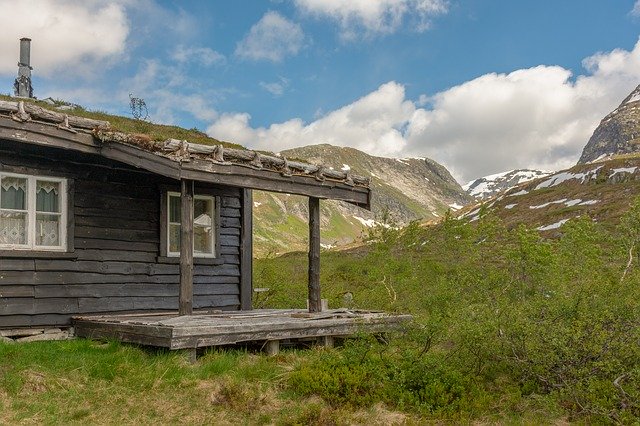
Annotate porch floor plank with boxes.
[73,309,412,350]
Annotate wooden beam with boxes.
[0,118,371,209]
[308,197,321,313]
[240,189,253,310]
[179,179,194,316]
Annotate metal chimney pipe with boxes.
[19,38,31,66]
[14,37,33,98]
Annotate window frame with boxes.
[162,190,220,260]
[0,172,68,252]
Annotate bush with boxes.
[268,200,640,422]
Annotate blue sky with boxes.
[2,0,640,182]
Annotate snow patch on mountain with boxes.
[535,167,602,190]
[465,169,552,200]
[609,166,637,177]
[537,219,570,231]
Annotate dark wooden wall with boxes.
[0,141,245,328]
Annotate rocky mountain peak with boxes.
[578,83,640,164]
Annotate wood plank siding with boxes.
[0,140,246,328]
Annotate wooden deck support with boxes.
[265,340,280,356]
[179,179,194,316]
[308,197,321,313]
[240,189,253,310]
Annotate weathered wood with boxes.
[75,250,158,263]
[0,259,36,270]
[221,197,241,208]
[161,138,371,187]
[74,226,157,243]
[179,179,194,316]
[320,336,334,348]
[74,192,157,211]
[74,238,158,252]
[77,295,240,313]
[265,340,279,356]
[240,189,253,310]
[1,117,371,207]
[0,285,34,297]
[308,197,322,313]
[34,283,239,298]
[0,101,110,129]
[0,314,72,328]
[75,215,157,230]
[180,159,370,208]
[72,310,413,350]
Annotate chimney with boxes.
[14,37,34,98]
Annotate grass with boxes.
[0,340,419,425]
[0,94,244,149]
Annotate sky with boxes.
[2,1,640,183]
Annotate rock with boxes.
[579,83,640,164]
[0,328,44,338]
[0,336,15,344]
[16,330,70,342]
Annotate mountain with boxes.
[253,144,471,256]
[458,156,640,232]
[578,84,640,164]
[463,169,552,200]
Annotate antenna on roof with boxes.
[14,37,34,98]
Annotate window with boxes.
[166,192,216,258]
[0,173,67,251]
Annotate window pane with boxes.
[194,224,213,254]
[1,177,27,210]
[169,223,180,253]
[194,198,214,254]
[0,211,27,244]
[36,181,60,213]
[36,213,60,246]
[169,195,180,222]
[194,198,212,218]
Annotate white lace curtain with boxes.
[1,177,26,192]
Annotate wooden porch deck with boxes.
[73,309,412,350]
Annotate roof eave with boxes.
[0,117,371,208]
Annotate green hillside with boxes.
[252,192,640,423]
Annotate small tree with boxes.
[618,197,640,282]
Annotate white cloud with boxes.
[208,39,640,183]
[235,11,305,62]
[171,45,225,66]
[632,1,640,16]
[0,0,129,77]
[208,81,414,155]
[293,0,448,40]
[260,77,290,96]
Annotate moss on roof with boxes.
[0,94,244,150]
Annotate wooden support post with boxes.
[183,348,197,364]
[179,179,194,316]
[265,340,280,356]
[240,189,253,310]
[320,336,334,348]
[308,196,321,313]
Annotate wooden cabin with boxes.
[1,100,401,346]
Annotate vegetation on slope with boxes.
[255,201,640,423]
[1,198,639,423]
